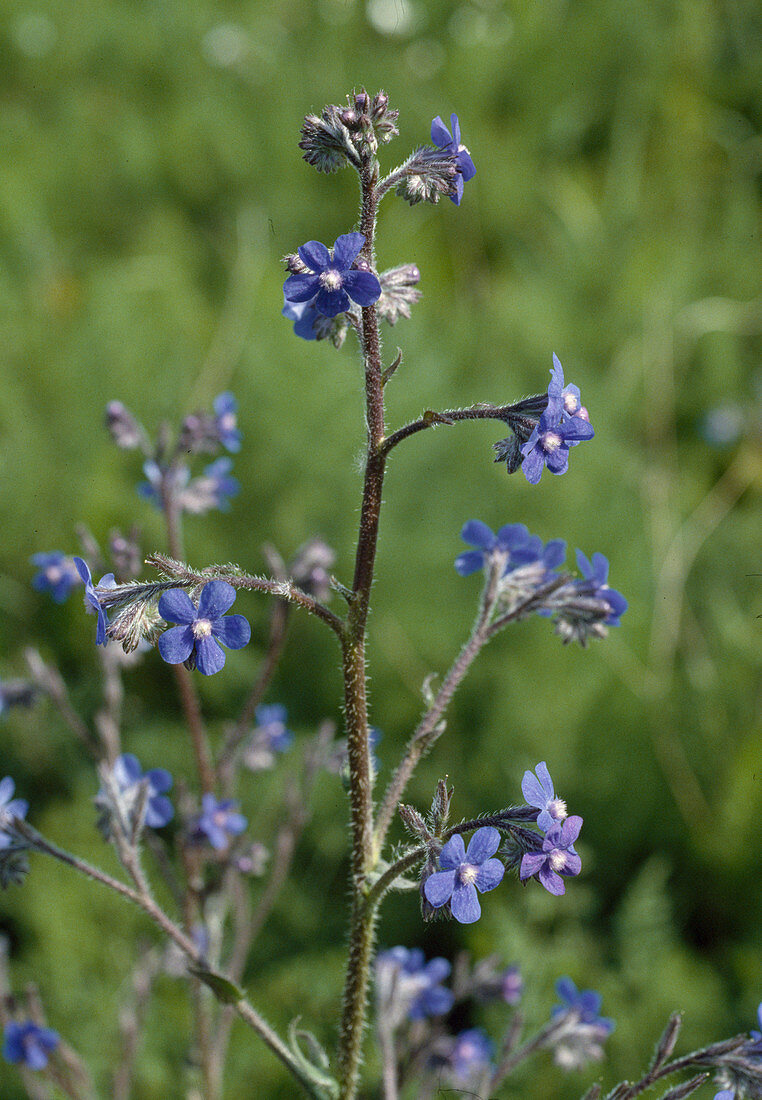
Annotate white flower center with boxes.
[549,797,567,821]
[563,393,580,415]
[218,412,235,431]
[47,566,62,582]
[541,430,563,452]
[458,862,478,886]
[549,849,567,873]
[319,269,343,292]
[192,618,213,638]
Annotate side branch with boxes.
[381,396,548,455]
[146,553,345,637]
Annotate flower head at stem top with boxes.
[454,520,532,577]
[158,580,251,676]
[431,113,476,205]
[190,793,247,850]
[73,557,116,646]
[520,355,595,484]
[519,817,583,895]
[545,978,614,1070]
[375,946,454,1024]
[574,551,628,627]
[423,826,505,924]
[283,233,381,318]
[96,753,174,835]
[30,552,82,603]
[2,1021,60,1070]
[0,777,28,849]
[522,761,567,833]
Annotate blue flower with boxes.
[30,552,81,603]
[282,295,321,340]
[431,113,476,205]
[0,777,28,849]
[547,978,614,1070]
[521,762,568,833]
[181,458,240,514]
[450,1028,493,1082]
[520,817,583,895]
[713,1091,736,1100]
[73,558,115,646]
[574,551,628,626]
[375,946,454,1021]
[158,581,250,676]
[100,754,174,830]
[521,356,595,484]
[254,705,294,752]
[283,234,381,318]
[424,826,505,924]
[213,393,242,453]
[454,520,532,577]
[3,1021,59,1070]
[191,793,247,850]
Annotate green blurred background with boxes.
[1,0,761,1095]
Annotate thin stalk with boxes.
[381,398,547,456]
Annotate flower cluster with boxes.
[544,978,615,1070]
[138,457,240,515]
[299,89,399,171]
[375,946,454,1029]
[95,753,174,840]
[519,764,582,895]
[455,520,627,646]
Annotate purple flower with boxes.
[521,762,568,833]
[73,558,115,646]
[454,520,532,577]
[158,581,251,676]
[548,979,614,1070]
[213,393,242,453]
[450,1028,493,1082]
[519,817,582,895]
[30,552,82,603]
[100,754,174,829]
[553,978,611,1026]
[375,946,454,1022]
[191,793,247,850]
[714,1092,736,1100]
[282,295,321,340]
[0,777,28,849]
[424,826,505,924]
[3,1021,59,1070]
[502,964,524,1005]
[283,234,381,318]
[521,356,595,484]
[574,551,628,626]
[431,113,476,205]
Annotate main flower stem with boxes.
[336,157,387,1100]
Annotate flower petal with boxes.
[332,232,365,270]
[460,520,495,550]
[521,447,544,485]
[431,115,452,148]
[474,857,505,893]
[424,869,456,908]
[438,833,466,870]
[538,864,565,895]
[283,272,320,303]
[342,269,382,306]
[450,881,481,923]
[454,550,486,577]
[195,636,226,676]
[158,624,195,664]
[298,240,331,272]
[212,614,251,650]
[465,826,500,864]
[520,852,545,880]
[158,589,198,625]
[314,286,351,318]
[197,580,237,621]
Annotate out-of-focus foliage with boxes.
[1,0,761,1095]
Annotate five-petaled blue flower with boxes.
[158,581,251,676]
[254,705,294,753]
[30,552,82,604]
[283,233,381,319]
[574,551,628,626]
[0,777,28,849]
[424,826,505,924]
[552,978,614,1031]
[73,558,115,646]
[520,816,582,895]
[521,356,595,484]
[3,1020,60,1070]
[214,393,242,453]
[431,114,476,205]
[191,793,247,850]
[522,762,568,833]
[105,754,174,829]
[454,520,532,576]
